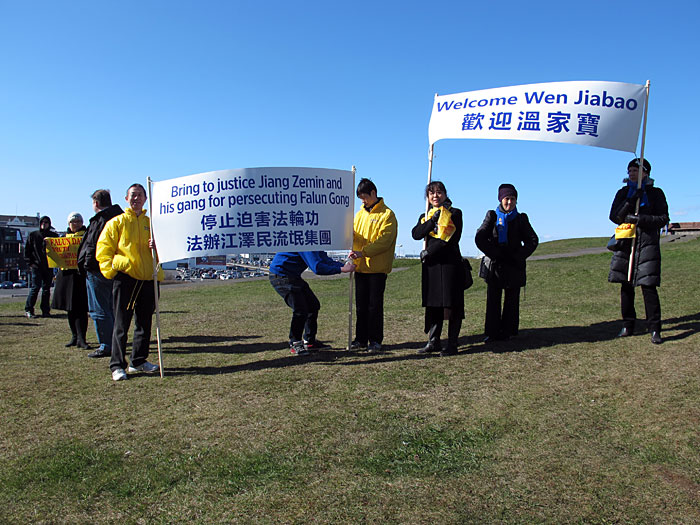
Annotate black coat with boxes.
[24,228,58,272]
[411,205,464,311]
[475,208,538,289]
[608,180,668,286]
[78,204,124,274]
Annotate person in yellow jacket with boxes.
[97,183,164,381]
[349,178,397,353]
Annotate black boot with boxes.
[75,313,90,349]
[441,319,461,356]
[418,322,442,354]
[65,314,78,347]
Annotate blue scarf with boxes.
[496,206,518,244]
[626,178,649,207]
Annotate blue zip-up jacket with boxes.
[269,251,343,278]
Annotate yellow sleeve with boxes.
[96,218,119,279]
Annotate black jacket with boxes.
[24,228,58,272]
[475,208,538,289]
[608,180,668,286]
[77,204,124,274]
[411,204,464,309]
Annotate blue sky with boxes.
[2,0,698,256]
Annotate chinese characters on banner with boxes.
[46,236,81,269]
[150,167,355,263]
[428,81,646,152]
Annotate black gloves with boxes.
[420,249,429,263]
[624,214,639,224]
[431,208,441,222]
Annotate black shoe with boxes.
[65,337,77,347]
[440,347,458,357]
[650,331,662,344]
[77,341,90,350]
[418,341,441,354]
[41,312,51,318]
[483,335,506,344]
[617,327,633,338]
[88,347,111,358]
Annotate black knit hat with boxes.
[628,158,651,173]
[498,183,518,201]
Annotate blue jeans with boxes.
[25,266,52,315]
[86,271,115,350]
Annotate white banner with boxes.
[428,80,646,152]
[150,167,355,263]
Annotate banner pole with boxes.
[347,166,356,350]
[147,177,164,378]
[424,142,435,250]
[627,80,651,282]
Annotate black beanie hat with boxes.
[628,158,651,173]
[498,184,518,201]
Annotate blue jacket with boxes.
[269,251,343,278]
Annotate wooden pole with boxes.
[147,177,164,378]
[347,166,356,350]
[627,81,651,282]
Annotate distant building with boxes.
[0,226,24,281]
[0,214,43,282]
[0,214,42,244]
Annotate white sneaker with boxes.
[127,361,159,374]
[112,368,128,381]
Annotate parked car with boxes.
[12,280,27,288]
[1,281,14,289]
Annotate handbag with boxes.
[462,258,473,290]
[478,256,493,281]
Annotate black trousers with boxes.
[25,266,52,315]
[354,272,387,345]
[269,274,320,343]
[485,284,520,338]
[110,273,155,371]
[620,282,661,332]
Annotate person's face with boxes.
[358,191,378,207]
[92,199,101,213]
[627,166,648,183]
[126,187,147,213]
[39,219,51,231]
[501,196,517,212]
[428,187,447,208]
[69,218,83,233]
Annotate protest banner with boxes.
[150,167,355,264]
[46,236,81,269]
[428,80,646,152]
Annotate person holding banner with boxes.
[24,216,58,318]
[475,184,538,344]
[349,178,398,353]
[269,251,355,356]
[608,158,669,344]
[51,213,90,348]
[78,189,124,358]
[97,183,164,381]
[411,181,465,356]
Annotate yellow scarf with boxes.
[421,206,456,242]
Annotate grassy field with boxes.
[1,238,699,524]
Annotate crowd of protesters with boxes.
[22,158,668,381]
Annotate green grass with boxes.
[1,238,699,523]
[532,236,609,255]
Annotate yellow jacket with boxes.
[352,198,397,274]
[96,208,164,281]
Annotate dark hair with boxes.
[425,180,447,198]
[126,183,147,197]
[628,158,651,174]
[356,178,377,197]
[91,189,112,208]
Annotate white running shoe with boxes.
[112,368,128,381]
[127,361,159,374]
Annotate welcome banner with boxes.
[46,236,81,269]
[150,167,355,263]
[428,81,646,152]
